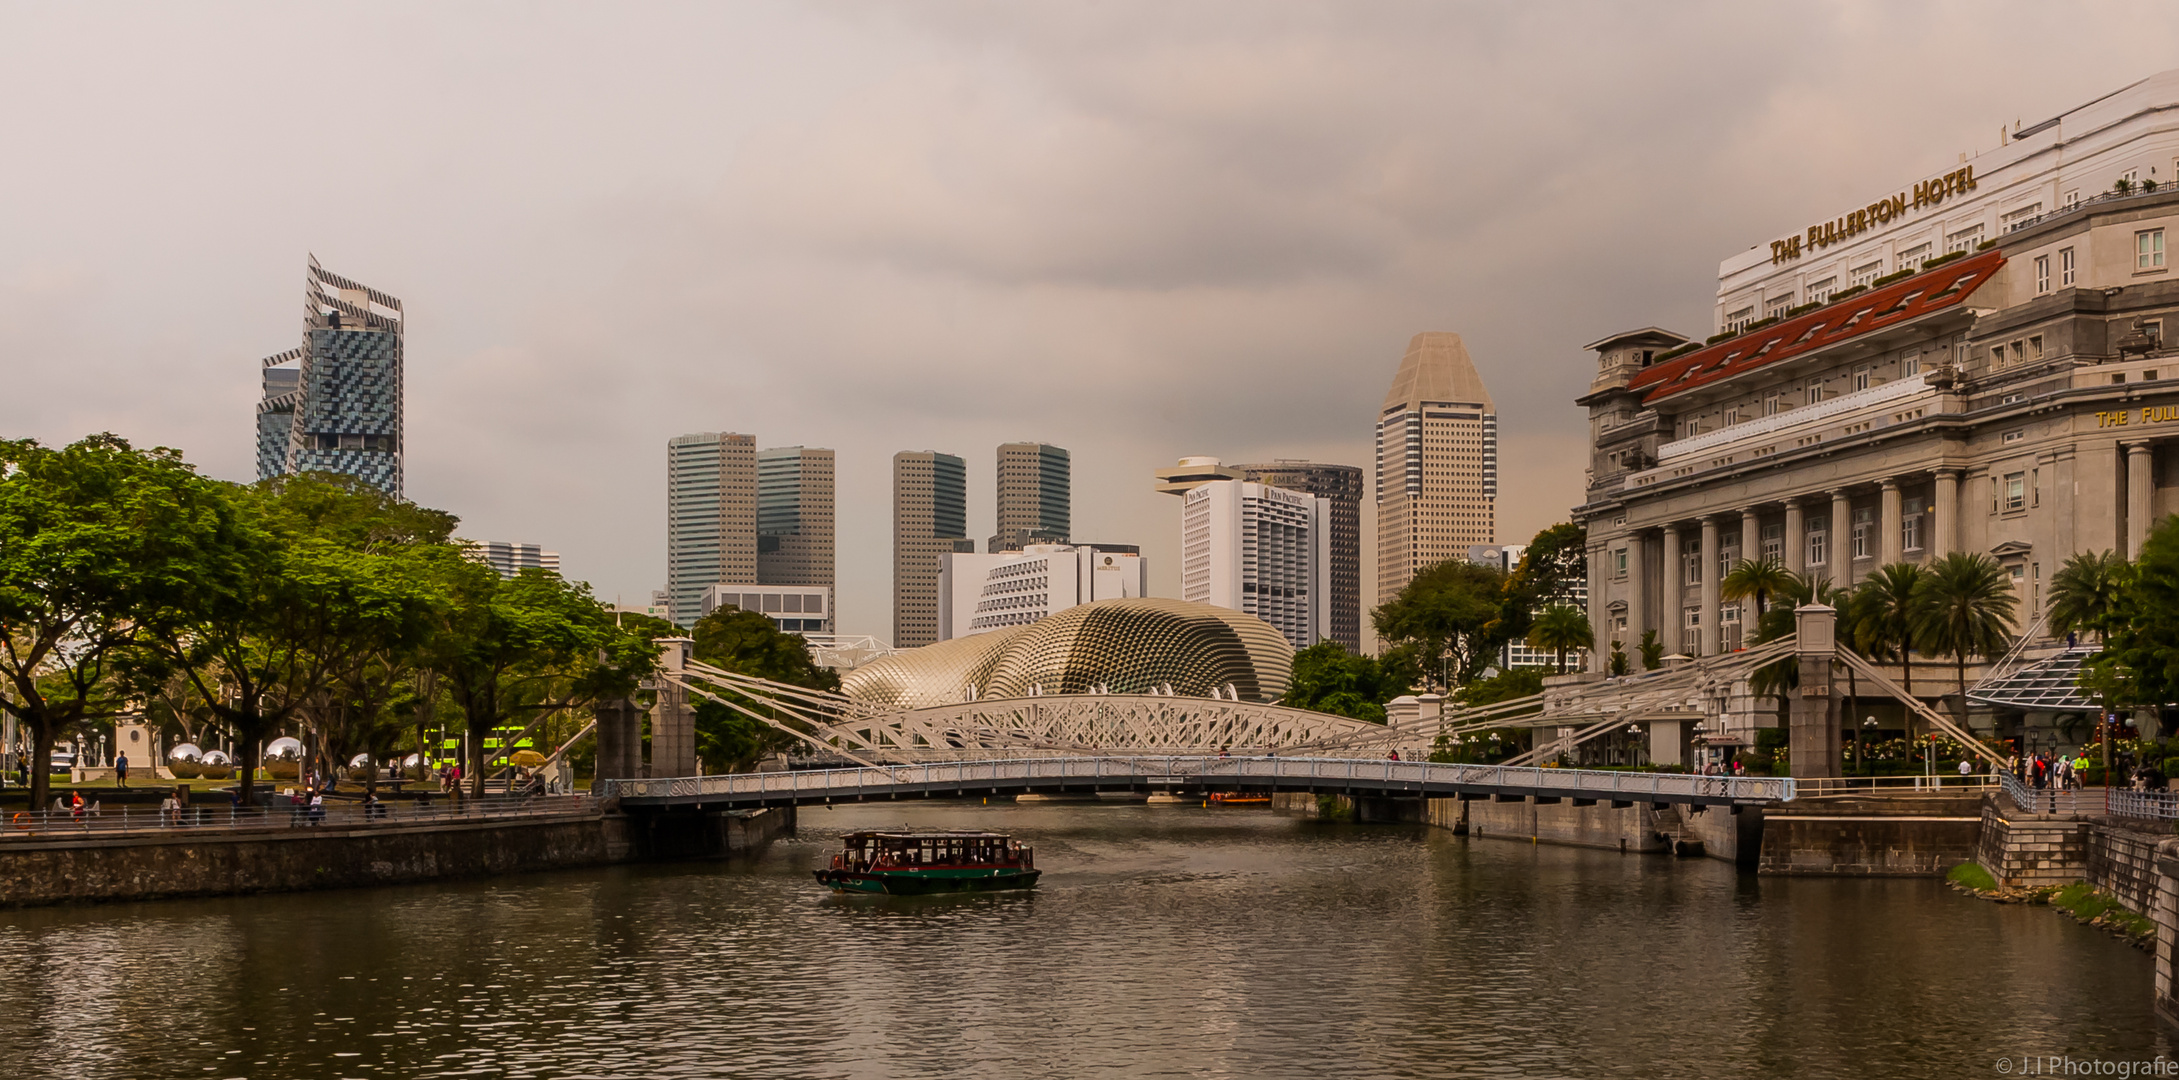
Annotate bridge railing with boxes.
[598,756,1794,805]
[0,794,600,841]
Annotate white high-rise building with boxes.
[1180,479,1329,649]
[469,541,561,578]
[938,544,1146,640]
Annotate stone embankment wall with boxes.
[1429,796,1673,853]
[0,804,792,908]
[1758,794,1984,876]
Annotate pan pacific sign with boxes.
[1768,165,1978,265]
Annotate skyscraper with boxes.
[758,446,836,593]
[667,432,757,626]
[1232,461,1364,652]
[894,451,974,648]
[1180,479,1329,649]
[256,257,404,497]
[470,541,561,578]
[1376,332,1497,604]
[991,442,1070,552]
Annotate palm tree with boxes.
[1851,563,1925,700]
[1721,558,1795,621]
[1527,605,1594,675]
[1910,552,2019,730]
[1745,572,1852,734]
[2048,549,2133,773]
[2049,549,2131,643]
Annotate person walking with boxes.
[114,751,128,789]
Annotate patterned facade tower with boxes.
[1375,332,1497,604]
[894,451,975,649]
[991,442,1070,552]
[256,257,405,497]
[667,432,758,627]
[757,446,836,597]
[1233,461,1364,653]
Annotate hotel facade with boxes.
[1577,71,2179,672]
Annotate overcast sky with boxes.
[5,2,2178,639]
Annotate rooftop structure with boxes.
[257,257,404,497]
[1376,333,1497,605]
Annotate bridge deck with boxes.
[601,756,1792,809]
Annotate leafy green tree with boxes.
[1910,552,2018,729]
[1373,559,1513,689]
[687,606,842,771]
[1721,558,1794,619]
[428,561,630,797]
[1501,523,1587,644]
[1850,563,1926,700]
[2049,549,2132,642]
[1525,605,1593,674]
[1608,640,1630,676]
[1282,641,1400,723]
[0,435,223,809]
[2090,519,2179,737]
[1637,628,1663,670]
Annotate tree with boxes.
[1721,558,1795,620]
[1283,641,1400,724]
[1525,605,1593,675]
[1373,559,1513,689]
[1910,552,2018,729]
[688,607,841,771]
[1608,640,1630,677]
[1637,629,1663,670]
[0,436,223,810]
[1502,523,1587,645]
[2049,549,2132,643]
[2091,519,2179,737]
[1851,563,1926,700]
[430,563,638,798]
[1746,571,1851,730]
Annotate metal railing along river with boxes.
[1797,774,1999,797]
[2106,788,2179,822]
[2,794,600,840]
[598,755,1796,806]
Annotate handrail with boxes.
[0,795,600,842]
[1654,373,1931,460]
[599,756,1795,806]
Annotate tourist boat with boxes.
[1207,792,1271,806]
[814,830,1040,895]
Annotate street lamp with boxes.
[1860,716,1877,775]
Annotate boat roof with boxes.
[842,830,1014,841]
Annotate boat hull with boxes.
[813,868,1042,895]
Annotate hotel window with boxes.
[2065,189,2081,209]
[1853,366,1873,391]
[1851,507,1874,560]
[1897,245,1932,273]
[1766,296,1793,321]
[1764,393,1783,416]
[1903,351,1921,377]
[1725,306,1754,333]
[2029,335,2044,360]
[2002,429,2024,444]
[1806,379,1824,405]
[1761,523,1783,563]
[1808,277,1837,305]
[1851,261,1884,288]
[1683,540,1701,586]
[1613,548,1627,579]
[1807,520,1828,567]
[2035,255,2051,295]
[2061,247,2076,286]
[2004,472,2025,511]
[2010,341,2027,366]
[1718,538,1739,578]
[2138,229,2166,270]
[1946,224,1984,255]
[1725,408,1740,426]
[1902,497,1925,552]
[1989,345,2006,369]
[2033,467,2041,507]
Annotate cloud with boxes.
[5,1,2179,637]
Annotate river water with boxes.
[0,801,2167,1079]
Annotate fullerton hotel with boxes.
[1576,70,2179,677]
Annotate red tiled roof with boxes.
[1626,250,2005,404]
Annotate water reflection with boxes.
[0,801,2163,1078]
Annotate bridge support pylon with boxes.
[651,638,697,779]
[1789,604,1841,780]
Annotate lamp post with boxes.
[1860,716,1877,776]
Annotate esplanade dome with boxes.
[843,598,1294,710]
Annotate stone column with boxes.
[1626,531,1647,652]
[1588,545,1609,672]
[1784,498,1806,575]
[1661,522,1683,653]
[1829,489,1853,588]
[1879,478,1903,567]
[2129,442,2156,559]
[1790,604,1842,780]
[592,697,645,789]
[1699,516,1721,657]
[650,638,697,778]
[1741,507,1761,566]
[1933,469,1959,557]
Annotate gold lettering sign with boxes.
[1769,165,1978,265]
[2101,405,2179,427]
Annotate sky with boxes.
[6,2,2179,640]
